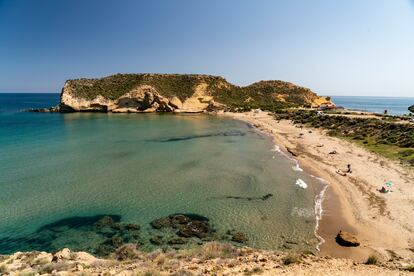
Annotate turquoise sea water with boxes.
[332,96,414,115]
[0,93,324,255]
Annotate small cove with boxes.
[0,94,325,255]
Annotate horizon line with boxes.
[1,91,414,98]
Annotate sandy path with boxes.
[221,111,414,262]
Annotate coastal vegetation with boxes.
[365,255,379,265]
[275,110,414,166]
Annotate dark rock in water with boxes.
[282,244,292,249]
[106,236,124,248]
[150,213,213,240]
[168,237,187,245]
[150,217,172,229]
[0,214,144,256]
[409,104,414,113]
[149,236,164,245]
[285,240,298,245]
[177,220,210,238]
[224,194,273,201]
[59,104,75,113]
[111,223,125,231]
[231,232,248,243]
[95,216,115,228]
[124,223,140,231]
[177,213,209,221]
[170,214,191,227]
[38,215,121,231]
[96,244,114,256]
[26,105,61,113]
[261,194,273,200]
[336,230,360,247]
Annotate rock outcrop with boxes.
[55,73,331,113]
[336,230,360,247]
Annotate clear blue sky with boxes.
[1,0,414,96]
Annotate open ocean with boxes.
[331,96,414,115]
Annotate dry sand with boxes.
[221,111,414,262]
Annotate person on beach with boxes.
[379,186,389,193]
[336,164,352,176]
[336,170,347,176]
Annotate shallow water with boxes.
[0,94,324,254]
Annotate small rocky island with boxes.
[37,73,331,113]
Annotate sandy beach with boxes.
[222,111,414,262]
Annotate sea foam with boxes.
[292,162,303,172]
[314,184,329,251]
[295,178,308,189]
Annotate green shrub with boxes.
[365,255,379,265]
[282,254,300,265]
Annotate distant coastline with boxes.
[330,96,414,115]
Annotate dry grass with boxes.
[0,264,9,274]
[197,242,239,260]
[37,261,74,274]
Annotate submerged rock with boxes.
[177,220,210,238]
[224,194,273,201]
[124,223,140,231]
[95,216,115,228]
[167,238,187,245]
[149,236,164,245]
[231,232,248,243]
[336,230,360,247]
[170,214,192,226]
[150,217,171,229]
[150,213,214,242]
[107,236,124,248]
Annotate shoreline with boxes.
[220,111,414,262]
[269,141,330,253]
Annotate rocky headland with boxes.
[42,73,331,113]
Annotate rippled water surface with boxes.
[0,94,323,254]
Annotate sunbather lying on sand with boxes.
[336,164,352,176]
[336,170,347,176]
